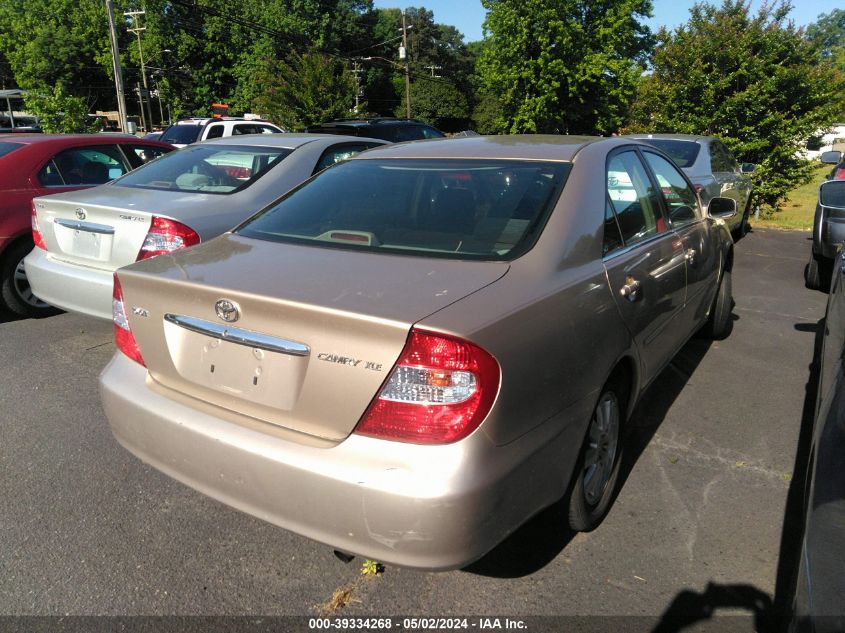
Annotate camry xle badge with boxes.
[215,299,240,323]
[75,208,86,220]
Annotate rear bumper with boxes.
[24,248,113,320]
[99,352,581,570]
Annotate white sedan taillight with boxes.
[137,216,200,261]
[112,274,145,366]
[31,202,47,250]
[355,328,500,444]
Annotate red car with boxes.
[0,134,173,317]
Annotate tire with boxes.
[0,241,59,318]
[737,199,752,238]
[568,378,626,532]
[703,269,732,340]
[805,254,832,292]
[805,254,822,290]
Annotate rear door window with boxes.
[641,151,700,227]
[606,150,666,246]
[205,124,225,139]
[233,124,265,136]
[709,141,735,173]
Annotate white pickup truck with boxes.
[159,117,285,148]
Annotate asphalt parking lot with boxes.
[0,227,828,631]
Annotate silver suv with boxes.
[160,118,285,148]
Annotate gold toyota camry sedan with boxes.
[100,135,737,570]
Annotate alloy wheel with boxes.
[582,391,620,506]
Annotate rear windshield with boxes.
[115,144,292,194]
[0,141,24,158]
[364,125,445,142]
[238,159,570,261]
[160,124,202,145]
[637,139,701,168]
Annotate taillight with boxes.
[112,274,145,366]
[835,167,845,181]
[137,216,200,261]
[355,328,500,444]
[31,202,46,250]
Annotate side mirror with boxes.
[708,197,737,219]
[741,163,756,173]
[821,151,843,165]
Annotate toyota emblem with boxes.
[215,299,240,323]
[75,208,86,220]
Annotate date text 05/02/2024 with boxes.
[308,617,528,630]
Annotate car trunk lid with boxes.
[118,234,508,442]
[34,190,154,269]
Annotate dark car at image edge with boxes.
[306,118,445,143]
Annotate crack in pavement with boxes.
[648,432,792,485]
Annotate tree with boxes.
[0,0,113,107]
[24,83,98,133]
[253,52,357,130]
[806,8,845,118]
[627,1,844,210]
[478,0,654,135]
[401,77,469,130]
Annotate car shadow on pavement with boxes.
[465,333,717,579]
[770,318,825,625]
[649,317,824,633]
[650,582,777,632]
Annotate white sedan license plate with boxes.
[71,229,102,259]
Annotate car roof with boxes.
[314,118,431,127]
[196,133,386,150]
[171,117,276,125]
[626,133,711,143]
[0,133,171,148]
[348,134,604,161]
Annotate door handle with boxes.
[620,276,641,302]
[685,248,697,265]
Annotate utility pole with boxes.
[135,83,146,132]
[125,9,154,131]
[350,59,363,114]
[105,0,128,132]
[401,10,411,119]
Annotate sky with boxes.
[371,0,842,43]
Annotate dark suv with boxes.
[306,118,444,143]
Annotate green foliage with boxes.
[471,92,504,134]
[401,77,469,130]
[253,52,357,130]
[0,0,112,106]
[478,0,654,135]
[627,1,844,209]
[807,9,845,118]
[24,83,98,133]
